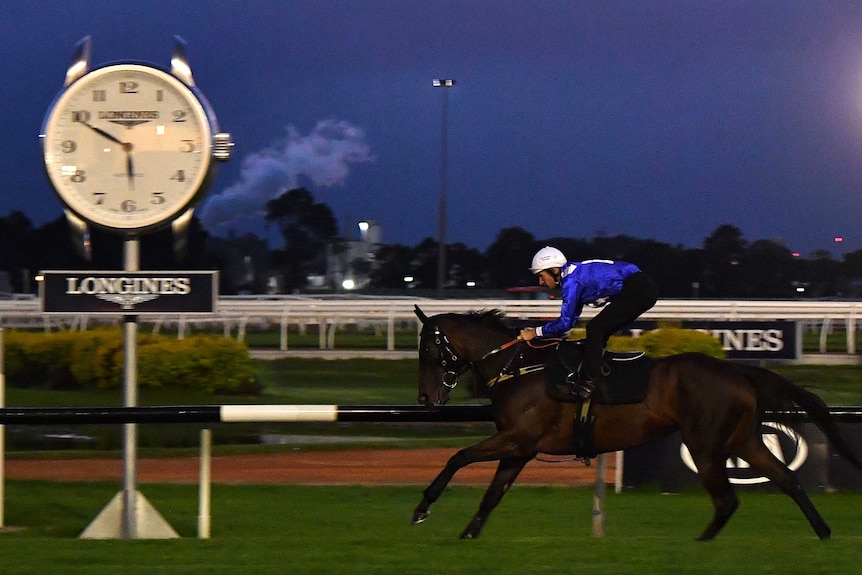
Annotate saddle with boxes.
[495,338,653,459]
[543,340,653,459]
[545,339,652,405]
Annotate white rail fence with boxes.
[1,296,861,354]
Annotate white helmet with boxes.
[529,246,567,274]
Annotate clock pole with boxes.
[42,37,232,540]
[121,236,139,538]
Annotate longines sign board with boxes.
[621,422,860,491]
[40,271,217,314]
[624,320,799,360]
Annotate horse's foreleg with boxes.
[738,438,831,539]
[411,449,470,524]
[412,434,534,526]
[460,456,532,539]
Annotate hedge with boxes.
[608,326,726,359]
[3,329,258,395]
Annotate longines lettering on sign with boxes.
[625,320,797,360]
[65,276,192,296]
[41,271,217,314]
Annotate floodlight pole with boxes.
[433,78,455,298]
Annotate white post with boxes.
[198,429,211,539]
[592,453,606,538]
[387,313,395,351]
[0,328,5,529]
[614,450,624,494]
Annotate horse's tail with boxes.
[739,364,862,470]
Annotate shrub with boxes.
[3,329,258,394]
[609,327,725,359]
[138,334,258,394]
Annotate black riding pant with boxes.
[582,272,658,380]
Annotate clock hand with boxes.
[78,119,125,146]
[126,152,135,190]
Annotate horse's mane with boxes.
[462,309,510,334]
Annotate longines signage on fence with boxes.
[624,320,799,360]
[39,271,218,314]
[623,421,862,491]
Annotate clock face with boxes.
[42,64,214,231]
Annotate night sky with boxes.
[4,1,862,256]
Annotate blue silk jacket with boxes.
[537,259,641,337]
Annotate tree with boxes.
[265,188,338,290]
[484,227,537,288]
[701,225,748,297]
[368,244,414,288]
[446,242,486,288]
[0,211,36,291]
[741,239,797,297]
[409,237,440,288]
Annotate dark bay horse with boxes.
[412,306,862,540]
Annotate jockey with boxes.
[518,246,658,400]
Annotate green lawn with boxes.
[2,358,860,454]
[0,482,860,574]
[0,358,861,573]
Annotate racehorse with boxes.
[412,306,862,540]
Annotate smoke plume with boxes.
[199,119,374,235]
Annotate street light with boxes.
[433,78,455,298]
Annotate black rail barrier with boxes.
[0,404,859,425]
[0,404,497,425]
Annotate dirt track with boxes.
[5,449,611,486]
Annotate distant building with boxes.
[319,221,382,291]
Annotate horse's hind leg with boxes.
[690,452,739,541]
[738,438,831,539]
[460,456,531,539]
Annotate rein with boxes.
[479,337,522,360]
[426,321,563,391]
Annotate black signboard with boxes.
[40,270,217,314]
[624,320,798,360]
[622,422,842,491]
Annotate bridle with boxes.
[422,321,521,390]
[423,323,472,389]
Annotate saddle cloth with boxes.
[545,340,653,405]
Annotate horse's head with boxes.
[414,305,511,407]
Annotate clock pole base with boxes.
[79,489,180,539]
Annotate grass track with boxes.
[1,481,861,574]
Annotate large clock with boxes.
[41,37,231,234]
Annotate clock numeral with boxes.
[93,192,105,205]
[70,169,86,183]
[119,81,139,94]
[121,199,137,212]
[61,140,77,153]
[170,170,186,182]
[172,110,188,122]
[92,90,106,102]
[180,140,196,153]
[72,110,91,123]
[151,192,165,205]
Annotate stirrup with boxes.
[565,372,595,400]
[575,379,595,401]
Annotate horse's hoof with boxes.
[412,511,429,525]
